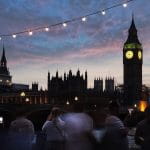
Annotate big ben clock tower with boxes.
[123,17,142,105]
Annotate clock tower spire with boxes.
[123,17,143,106]
[1,45,7,67]
[0,45,12,86]
[125,16,140,44]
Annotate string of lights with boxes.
[0,0,138,40]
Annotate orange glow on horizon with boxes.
[139,100,148,112]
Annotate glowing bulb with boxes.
[123,3,127,8]
[20,92,25,97]
[102,10,106,15]
[74,96,78,101]
[134,104,137,108]
[45,27,49,31]
[25,98,30,102]
[0,117,3,124]
[29,31,33,36]
[139,101,148,112]
[63,23,67,27]
[66,101,69,105]
[0,37,2,40]
[12,34,16,38]
[82,17,87,22]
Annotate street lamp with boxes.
[0,117,3,124]
[134,104,137,108]
[66,100,70,105]
[20,92,26,97]
[20,92,26,104]
[0,116,4,128]
[74,96,78,101]
[25,98,30,103]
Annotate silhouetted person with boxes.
[101,101,129,150]
[88,110,107,150]
[63,104,93,150]
[9,110,34,150]
[42,107,65,150]
[135,106,150,150]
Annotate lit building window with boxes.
[20,92,26,97]
[25,98,30,102]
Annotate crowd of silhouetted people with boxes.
[0,101,150,150]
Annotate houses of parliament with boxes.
[0,17,149,107]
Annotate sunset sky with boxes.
[0,0,149,89]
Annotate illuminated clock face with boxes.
[125,51,134,59]
[138,51,142,59]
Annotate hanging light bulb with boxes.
[0,0,135,39]
[45,27,49,31]
[29,31,33,36]
[82,17,87,22]
[12,34,16,38]
[62,23,67,27]
[102,10,106,15]
[123,3,127,8]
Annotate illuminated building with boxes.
[0,47,48,104]
[123,17,143,105]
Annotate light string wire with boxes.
[0,0,137,39]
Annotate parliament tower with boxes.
[0,45,12,86]
[123,17,142,105]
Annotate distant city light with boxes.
[139,101,148,112]
[74,96,78,101]
[0,117,3,124]
[6,80,9,83]
[20,92,26,97]
[123,3,127,7]
[102,10,106,15]
[45,27,49,31]
[25,98,30,102]
[29,31,33,36]
[128,108,133,115]
[12,34,16,38]
[66,101,69,105]
[82,17,87,22]
[63,23,67,27]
